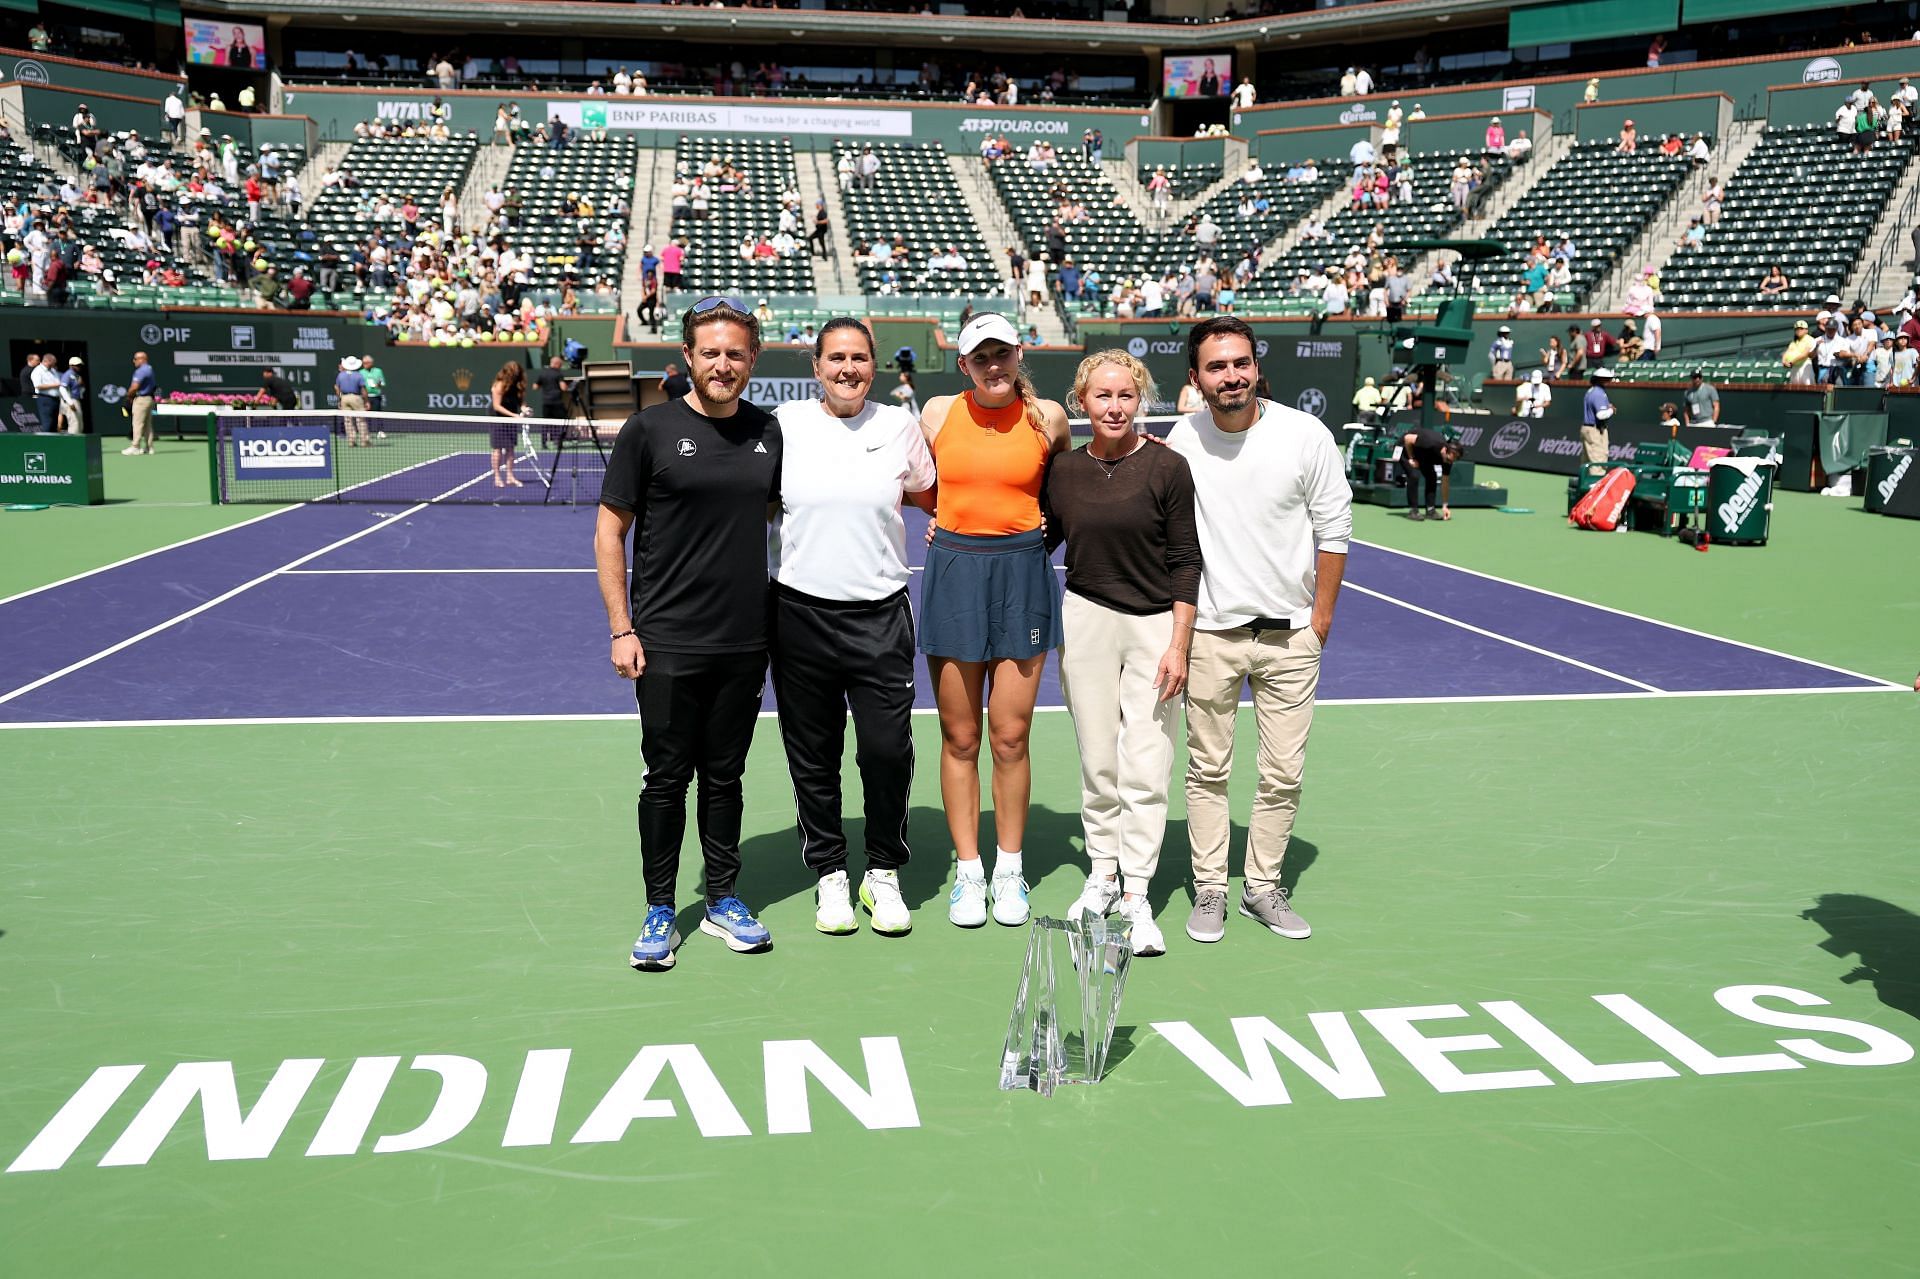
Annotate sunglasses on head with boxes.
[689,295,748,316]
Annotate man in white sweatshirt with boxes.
[1166,315,1352,946]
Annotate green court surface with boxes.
[3,465,1918,1276]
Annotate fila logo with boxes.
[753,441,767,454]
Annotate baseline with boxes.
[0,470,499,708]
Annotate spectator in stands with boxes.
[72,106,101,155]
[1894,333,1918,387]
[1540,335,1568,378]
[1681,368,1721,426]
[27,20,49,52]
[1488,325,1515,381]
[857,146,881,190]
[1659,133,1683,158]
[1515,368,1551,419]
[1689,133,1711,165]
[1640,310,1664,361]
[1485,117,1506,153]
[1448,155,1472,212]
[1232,77,1256,110]
[286,267,315,310]
[1757,263,1790,299]
[1616,120,1637,154]
[1847,316,1876,386]
[1339,68,1357,96]
[1506,128,1533,162]
[1675,214,1706,253]
[1583,317,1620,366]
[1774,316,1804,380]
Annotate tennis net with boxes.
[210,410,615,505]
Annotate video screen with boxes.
[1163,53,1231,99]
[184,19,266,71]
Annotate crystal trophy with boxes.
[999,914,1134,1096]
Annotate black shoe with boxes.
[1407,507,1426,521]
[1427,507,1442,520]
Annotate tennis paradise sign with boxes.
[231,424,333,479]
[7,982,1910,1173]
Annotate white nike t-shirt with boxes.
[772,397,935,601]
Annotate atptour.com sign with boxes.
[958,117,1070,135]
[4,982,1909,1174]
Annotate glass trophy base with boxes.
[999,914,1134,1096]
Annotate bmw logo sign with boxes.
[1296,387,1327,417]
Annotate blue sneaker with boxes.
[700,896,772,952]
[629,904,680,970]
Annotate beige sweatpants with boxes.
[1184,624,1322,893]
[1058,591,1180,897]
[1580,425,1610,464]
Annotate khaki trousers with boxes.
[1579,425,1609,464]
[1184,624,1322,893]
[129,394,154,449]
[1058,592,1180,897]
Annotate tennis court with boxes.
[2,437,1916,1277]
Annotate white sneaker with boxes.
[120,446,140,455]
[1069,874,1121,922]
[990,868,1030,927]
[949,868,988,928]
[860,869,912,935]
[814,870,856,935]
[1119,896,1166,957]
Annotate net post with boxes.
[204,411,221,504]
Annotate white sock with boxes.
[994,848,1023,878]
[956,858,986,882]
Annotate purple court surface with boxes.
[0,500,1894,727]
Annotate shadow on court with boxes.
[1802,894,1920,1022]
[724,807,1325,926]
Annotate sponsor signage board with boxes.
[0,433,103,505]
[230,424,333,480]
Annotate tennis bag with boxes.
[1569,466,1635,531]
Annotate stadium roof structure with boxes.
[177,0,1524,57]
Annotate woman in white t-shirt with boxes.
[771,318,937,938]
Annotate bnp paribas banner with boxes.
[279,86,1147,153]
[0,46,181,102]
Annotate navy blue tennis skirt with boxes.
[918,527,1063,662]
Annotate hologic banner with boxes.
[231,424,333,480]
[550,100,915,137]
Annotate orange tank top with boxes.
[931,391,1047,535]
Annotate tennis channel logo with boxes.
[231,425,333,479]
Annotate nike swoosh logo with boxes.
[866,443,886,452]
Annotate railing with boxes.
[1856,166,1920,308]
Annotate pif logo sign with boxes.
[231,425,333,480]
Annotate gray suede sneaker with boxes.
[1186,887,1228,943]
[1240,886,1311,938]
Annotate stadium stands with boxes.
[1255,150,1511,307]
[1433,139,1692,313]
[990,149,1182,306]
[670,136,814,297]
[1140,160,1222,199]
[836,141,1000,300]
[497,135,637,299]
[1657,125,1917,311]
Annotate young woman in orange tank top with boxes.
[918,314,1071,929]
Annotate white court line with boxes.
[0,446,477,610]
[0,684,1902,731]
[1355,539,1905,690]
[1343,582,1661,693]
[283,568,597,575]
[0,503,304,609]
[0,469,497,708]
